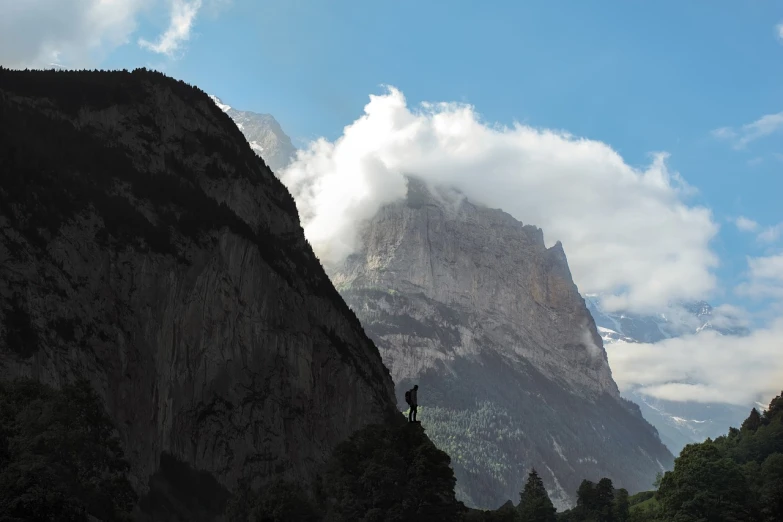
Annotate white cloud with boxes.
[736,253,783,300]
[735,216,759,232]
[0,0,216,68]
[709,303,751,331]
[0,0,150,68]
[710,127,736,140]
[606,320,783,407]
[712,110,783,149]
[777,22,783,42]
[139,0,203,56]
[758,223,783,243]
[281,87,719,313]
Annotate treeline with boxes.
[627,392,783,522]
[2,377,781,521]
[0,379,137,521]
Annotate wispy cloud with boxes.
[736,252,783,300]
[139,0,203,57]
[777,22,783,42]
[734,216,759,232]
[758,223,783,244]
[712,111,783,149]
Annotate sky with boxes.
[1,0,782,408]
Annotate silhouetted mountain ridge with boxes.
[0,66,399,520]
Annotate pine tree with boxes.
[613,488,629,522]
[576,479,597,514]
[742,408,762,432]
[595,478,615,522]
[518,468,557,522]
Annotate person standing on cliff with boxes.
[405,385,419,423]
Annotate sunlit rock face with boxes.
[330,178,674,510]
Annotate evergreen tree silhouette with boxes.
[742,408,762,432]
[517,468,556,522]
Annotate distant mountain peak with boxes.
[208,94,231,112]
[330,181,672,509]
[210,95,296,174]
[587,295,751,454]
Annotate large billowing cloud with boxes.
[281,87,719,313]
[606,319,783,407]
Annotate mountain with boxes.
[0,68,398,519]
[327,179,674,510]
[586,297,749,344]
[585,296,751,454]
[208,95,296,173]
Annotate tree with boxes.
[652,472,663,489]
[613,488,629,522]
[657,442,753,521]
[0,378,136,521]
[517,468,556,522]
[743,408,762,432]
[759,453,783,521]
[595,478,615,522]
[320,422,465,521]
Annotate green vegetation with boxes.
[225,391,782,521]
[617,391,783,522]
[0,378,136,521]
[225,419,466,522]
[517,469,557,522]
[40,367,761,522]
[556,478,629,522]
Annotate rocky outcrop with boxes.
[330,179,674,509]
[0,68,397,514]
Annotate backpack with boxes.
[404,390,411,405]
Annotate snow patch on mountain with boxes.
[208,94,231,112]
[207,94,296,173]
[587,295,752,454]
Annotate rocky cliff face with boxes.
[329,179,674,510]
[0,68,397,515]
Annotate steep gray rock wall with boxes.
[330,179,673,509]
[0,69,397,509]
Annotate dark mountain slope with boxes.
[0,67,397,516]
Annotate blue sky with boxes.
[3,0,782,314]
[113,0,783,318]
[2,0,783,405]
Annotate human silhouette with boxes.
[405,384,419,423]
